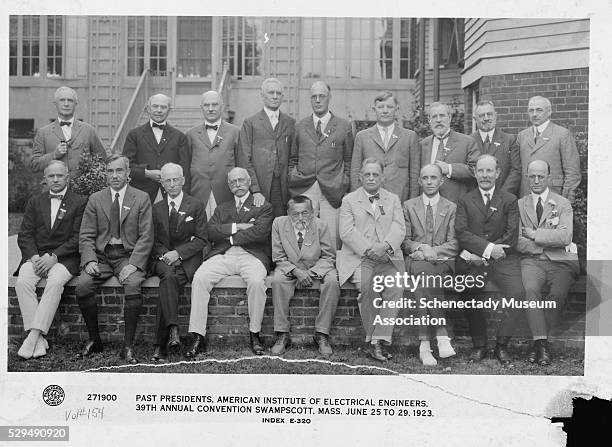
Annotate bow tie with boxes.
[368,193,380,203]
[152,122,165,129]
[205,124,219,131]
[49,194,64,200]
[59,121,71,127]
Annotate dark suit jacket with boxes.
[16,189,87,276]
[238,110,295,205]
[455,188,519,257]
[352,123,420,201]
[206,193,274,272]
[517,121,581,202]
[288,113,353,208]
[471,129,521,196]
[79,185,154,271]
[151,193,209,281]
[420,130,480,203]
[30,119,107,178]
[123,122,190,203]
[186,120,240,207]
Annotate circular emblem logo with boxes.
[42,385,65,406]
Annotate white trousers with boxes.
[302,181,340,249]
[15,261,72,334]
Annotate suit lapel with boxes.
[488,129,503,156]
[531,124,552,155]
[471,191,489,217]
[411,199,426,233]
[486,190,501,219]
[433,199,449,235]
[143,124,161,152]
[120,187,135,224]
[158,125,172,152]
[322,114,337,143]
[158,200,171,239]
[358,188,375,217]
[539,195,555,225]
[101,187,113,223]
[175,197,188,230]
[258,110,276,137]
[386,124,401,152]
[369,126,386,151]
[195,125,213,149]
[52,121,65,142]
[70,120,84,143]
[41,194,52,231]
[441,131,456,160]
[50,194,69,234]
[283,220,300,256]
[523,194,538,227]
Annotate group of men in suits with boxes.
[15,84,581,367]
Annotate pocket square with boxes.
[185,216,193,222]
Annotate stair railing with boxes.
[110,68,150,154]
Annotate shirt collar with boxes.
[376,122,395,133]
[313,111,331,128]
[235,191,250,206]
[58,117,74,125]
[478,129,495,141]
[150,119,167,128]
[479,186,495,201]
[110,184,128,201]
[434,129,451,141]
[263,107,279,119]
[167,191,184,209]
[535,120,550,134]
[50,186,68,198]
[531,188,550,204]
[421,193,440,206]
[205,119,222,127]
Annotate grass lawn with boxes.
[7,337,584,376]
[8,213,23,236]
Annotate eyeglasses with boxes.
[527,174,548,181]
[311,94,329,101]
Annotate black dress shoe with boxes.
[75,340,104,359]
[167,325,181,352]
[150,346,167,363]
[368,341,387,362]
[493,344,511,365]
[535,340,551,366]
[313,332,333,356]
[120,346,139,365]
[469,347,487,362]
[380,341,393,360]
[250,332,264,355]
[184,334,205,359]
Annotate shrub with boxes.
[8,139,40,212]
[70,152,108,197]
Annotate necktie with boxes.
[297,231,304,250]
[110,192,121,238]
[536,197,543,223]
[435,136,446,161]
[59,121,71,127]
[368,193,380,203]
[270,113,278,130]
[316,120,322,138]
[49,194,63,200]
[169,201,179,234]
[236,199,243,214]
[534,128,541,144]
[425,202,434,246]
[383,126,390,148]
[152,122,165,129]
[205,124,218,131]
[484,192,491,208]
[483,134,491,154]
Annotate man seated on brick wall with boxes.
[337,158,406,362]
[14,160,87,359]
[402,163,459,366]
[516,160,579,366]
[186,167,274,358]
[270,195,340,356]
[75,154,153,364]
[455,154,525,365]
[30,86,107,181]
[150,163,208,363]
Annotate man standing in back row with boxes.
[517,96,581,203]
[289,81,353,248]
[239,78,295,217]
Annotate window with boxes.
[439,18,464,67]
[222,17,264,79]
[9,15,64,77]
[302,18,416,81]
[126,16,168,77]
[178,17,212,78]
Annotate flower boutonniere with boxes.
[243,206,250,212]
[489,206,498,213]
[56,207,67,221]
[547,209,560,227]
[493,141,501,146]
[392,134,399,140]
[178,211,186,216]
[443,146,453,157]
[123,206,130,211]
[216,135,223,143]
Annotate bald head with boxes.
[147,93,171,123]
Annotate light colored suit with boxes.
[30,119,107,178]
[517,121,581,202]
[402,195,458,340]
[338,187,406,342]
[516,190,578,337]
[351,123,421,202]
[420,130,480,203]
[271,216,339,334]
[186,120,240,210]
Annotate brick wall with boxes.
[474,68,589,136]
[7,278,586,349]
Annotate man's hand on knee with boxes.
[84,261,101,276]
[118,264,138,283]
